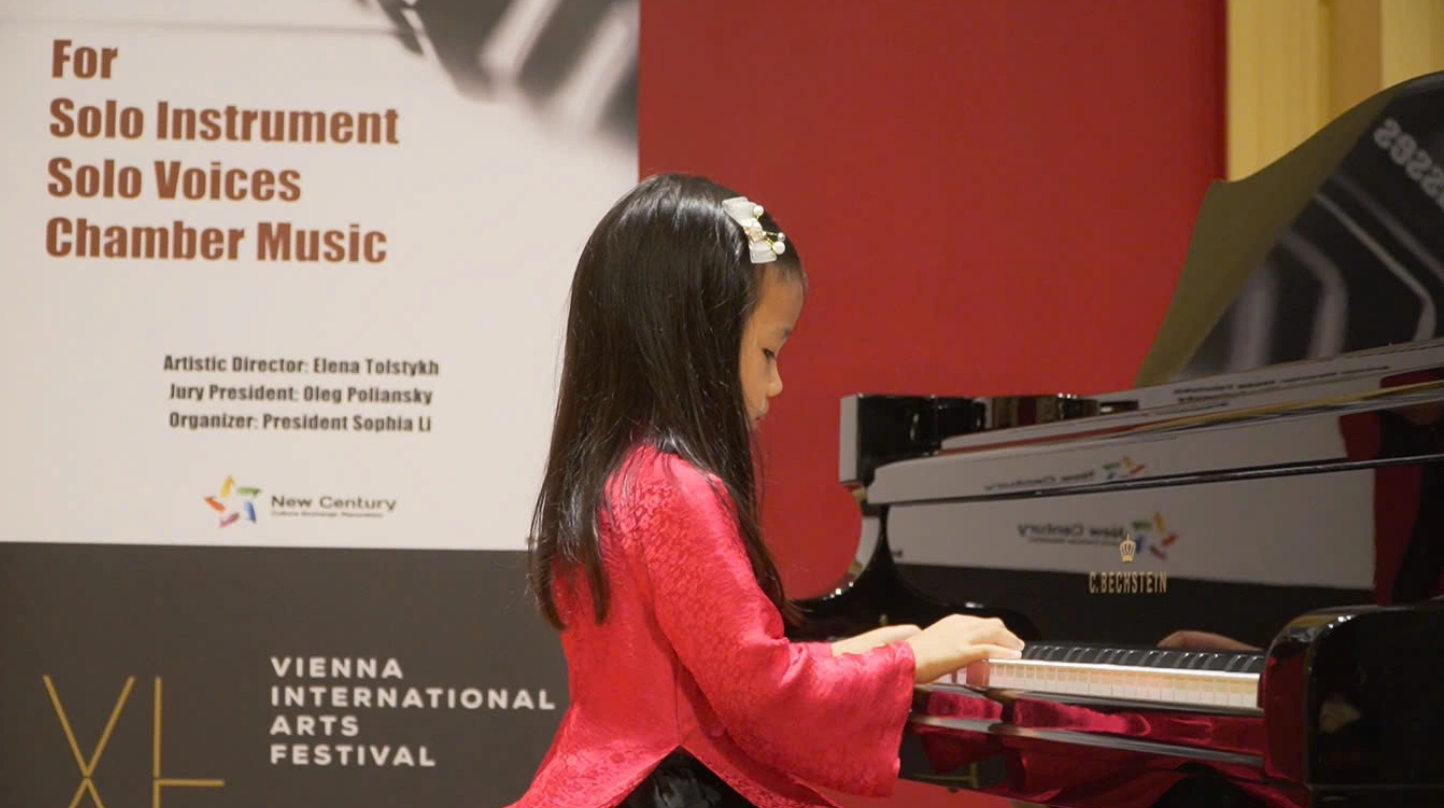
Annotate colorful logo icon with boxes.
[1128,512,1179,561]
[1102,456,1146,480]
[204,475,261,527]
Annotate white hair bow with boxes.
[722,196,786,264]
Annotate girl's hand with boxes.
[830,624,922,656]
[905,615,1025,683]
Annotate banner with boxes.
[1,0,638,804]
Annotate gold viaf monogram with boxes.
[43,675,224,808]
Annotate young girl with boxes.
[510,174,1024,808]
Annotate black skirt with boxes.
[618,751,759,808]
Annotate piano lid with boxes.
[1136,70,1444,387]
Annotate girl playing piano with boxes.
[509,174,1024,808]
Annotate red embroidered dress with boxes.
[507,445,917,808]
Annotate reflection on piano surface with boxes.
[786,72,1444,807]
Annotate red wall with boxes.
[639,2,1224,805]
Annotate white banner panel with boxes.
[0,0,637,549]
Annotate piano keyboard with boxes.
[958,642,1265,710]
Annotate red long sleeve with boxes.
[631,457,917,796]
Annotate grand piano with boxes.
[787,71,1444,807]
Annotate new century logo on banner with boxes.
[203,475,401,528]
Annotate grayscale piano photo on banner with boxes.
[784,71,1444,808]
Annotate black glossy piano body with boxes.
[850,367,1444,807]
[786,71,1444,807]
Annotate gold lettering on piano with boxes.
[1087,571,1168,595]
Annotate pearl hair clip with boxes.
[722,196,786,263]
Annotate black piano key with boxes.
[1154,650,1184,668]
[1022,643,1073,661]
[1224,653,1255,672]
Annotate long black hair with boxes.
[527,173,806,630]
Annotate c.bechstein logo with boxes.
[1087,512,1179,595]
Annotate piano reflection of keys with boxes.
[788,71,1444,808]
